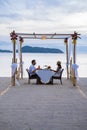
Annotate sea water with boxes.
[0,53,87,77]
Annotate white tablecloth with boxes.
[36,69,55,83]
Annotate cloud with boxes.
[0,0,87,46]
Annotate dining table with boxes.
[36,69,55,84]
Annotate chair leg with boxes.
[60,79,62,84]
[28,78,30,84]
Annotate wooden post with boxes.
[19,37,24,79]
[10,30,18,86]
[64,38,69,79]
[20,42,23,79]
[66,41,69,79]
[70,57,72,80]
[73,43,76,64]
[12,40,16,86]
[72,37,77,86]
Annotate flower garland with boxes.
[72,32,77,45]
[10,30,18,44]
[64,38,68,45]
[19,36,24,47]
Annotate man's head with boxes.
[31,59,36,65]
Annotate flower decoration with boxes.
[19,36,24,43]
[10,30,18,44]
[41,35,46,40]
[72,31,77,44]
[19,36,24,46]
[47,66,51,69]
[44,65,51,69]
[64,38,68,45]
[10,30,18,40]
[72,31,77,40]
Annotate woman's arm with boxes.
[51,66,61,72]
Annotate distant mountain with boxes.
[21,46,64,53]
[0,46,64,53]
[0,49,12,53]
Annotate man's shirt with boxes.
[29,65,36,76]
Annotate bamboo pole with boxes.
[70,58,72,80]
[11,40,16,86]
[10,30,18,86]
[72,39,77,86]
[66,42,69,79]
[64,38,69,79]
[19,37,24,79]
[20,42,23,79]
[73,43,76,64]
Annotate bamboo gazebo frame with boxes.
[10,30,80,86]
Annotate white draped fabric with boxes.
[11,63,17,76]
[11,63,20,86]
[36,69,55,83]
[72,64,79,80]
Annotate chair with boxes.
[26,69,37,84]
[52,69,64,84]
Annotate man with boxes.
[29,59,41,84]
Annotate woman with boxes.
[54,61,62,72]
[51,61,62,73]
[50,61,62,84]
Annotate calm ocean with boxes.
[0,53,87,77]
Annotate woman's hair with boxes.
[57,61,61,66]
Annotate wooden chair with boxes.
[52,69,64,84]
[26,69,37,84]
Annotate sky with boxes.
[0,0,87,50]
